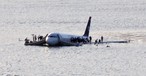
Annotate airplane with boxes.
[45,16,92,46]
[24,16,92,46]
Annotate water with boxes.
[0,0,146,76]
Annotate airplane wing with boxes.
[24,34,48,46]
[24,38,47,46]
[98,40,130,44]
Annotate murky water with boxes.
[0,0,146,76]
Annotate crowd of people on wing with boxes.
[25,34,44,44]
[94,36,104,45]
[69,35,105,45]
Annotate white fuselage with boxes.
[46,16,91,46]
[46,33,89,46]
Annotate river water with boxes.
[0,0,146,76]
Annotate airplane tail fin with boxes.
[83,16,91,37]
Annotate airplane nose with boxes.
[47,38,53,44]
[46,37,59,46]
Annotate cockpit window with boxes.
[49,35,57,37]
[48,33,59,38]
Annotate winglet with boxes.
[83,16,91,37]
